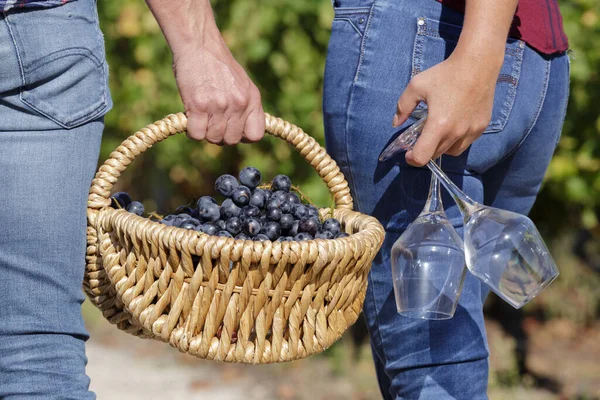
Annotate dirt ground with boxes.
[84,302,600,400]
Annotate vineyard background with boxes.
[85,1,600,398]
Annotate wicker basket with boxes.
[84,112,385,364]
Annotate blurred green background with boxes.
[88,1,600,399]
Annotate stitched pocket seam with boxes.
[333,17,364,37]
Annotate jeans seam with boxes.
[333,6,371,15]
[25,48,103,73]
[353,2,376,82]
[411,18,425,77]
[496,56,551,164]
[367,274,390,370]
[555,54,570,146]
[486,39,525,133]
[3,13,27,89]
[344,3,377,211]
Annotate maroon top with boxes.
[437,0,569,55]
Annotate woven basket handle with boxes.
[88,112,354,210]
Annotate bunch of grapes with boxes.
[110,167,348,242]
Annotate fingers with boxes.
[405,120,442,167]
[185,87,264,145]
[241,88,265,143]
[205,114,227,144]
[186,112,208,141]
[406,117,485,166]
[393,78,424,127]
[243,108,265,143]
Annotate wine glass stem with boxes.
[426,160,477,217]
[424,158,443,214]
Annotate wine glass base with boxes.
[397,309,455,320]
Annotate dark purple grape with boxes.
[286,192,301,204]
[111,192,132,209]
[316,231,334,240]
[272,175,291,192]
[220,199,241,220]
[201,222,219,235]
[249,189,267,208]
[293,204,308,220]
[231,185,251,207]
[279,214,295,231]
[190,208,200,219]
[336,232,349,238]
[216,219,227,231]
[215,174,239,197]
[288,220,300,236]
[254,234,270,242]
[174,213,193,227]
[242,205,261,219]
[199,203,220,222]
[294,232,313,241]
[217,230,233,238]
[307,204,320,218]
[197,196,217,209]
[226,217,243,235]
[299,217,318,236]
[272,190,288,204]
[265,198,281,210]
[126,201,144,216]
[243,218,262,236]
[175,205,193,215]
[322,218,342,236]
[261,221,281,241]
[276,236,293,242]
[280,201,293,214]
[180,219,201,230]
[266,207,282,221]
[263,189,273,201]
[259,216,268,227]
[235,233,250,240]
[239,167,262,189]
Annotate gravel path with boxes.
[83,302,600,400]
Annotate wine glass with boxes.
[381,114,559,309]
[391,158,468,319]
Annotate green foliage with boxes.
[539,0,600,229]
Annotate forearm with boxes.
[143,0,264,144]
[144,0,224,54]
[454,0,518,72]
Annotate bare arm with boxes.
[393,0,518,166]
[145,0,264,144]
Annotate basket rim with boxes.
[91,205,384,249]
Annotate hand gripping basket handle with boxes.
[87,112,354,211]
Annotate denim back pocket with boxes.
[412,17,525,134]
[6,0,111,129]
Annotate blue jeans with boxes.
[323,0,569,398]
[0,1,110,398]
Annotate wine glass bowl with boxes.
[464,207,559,308]
[392,211,467,319]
